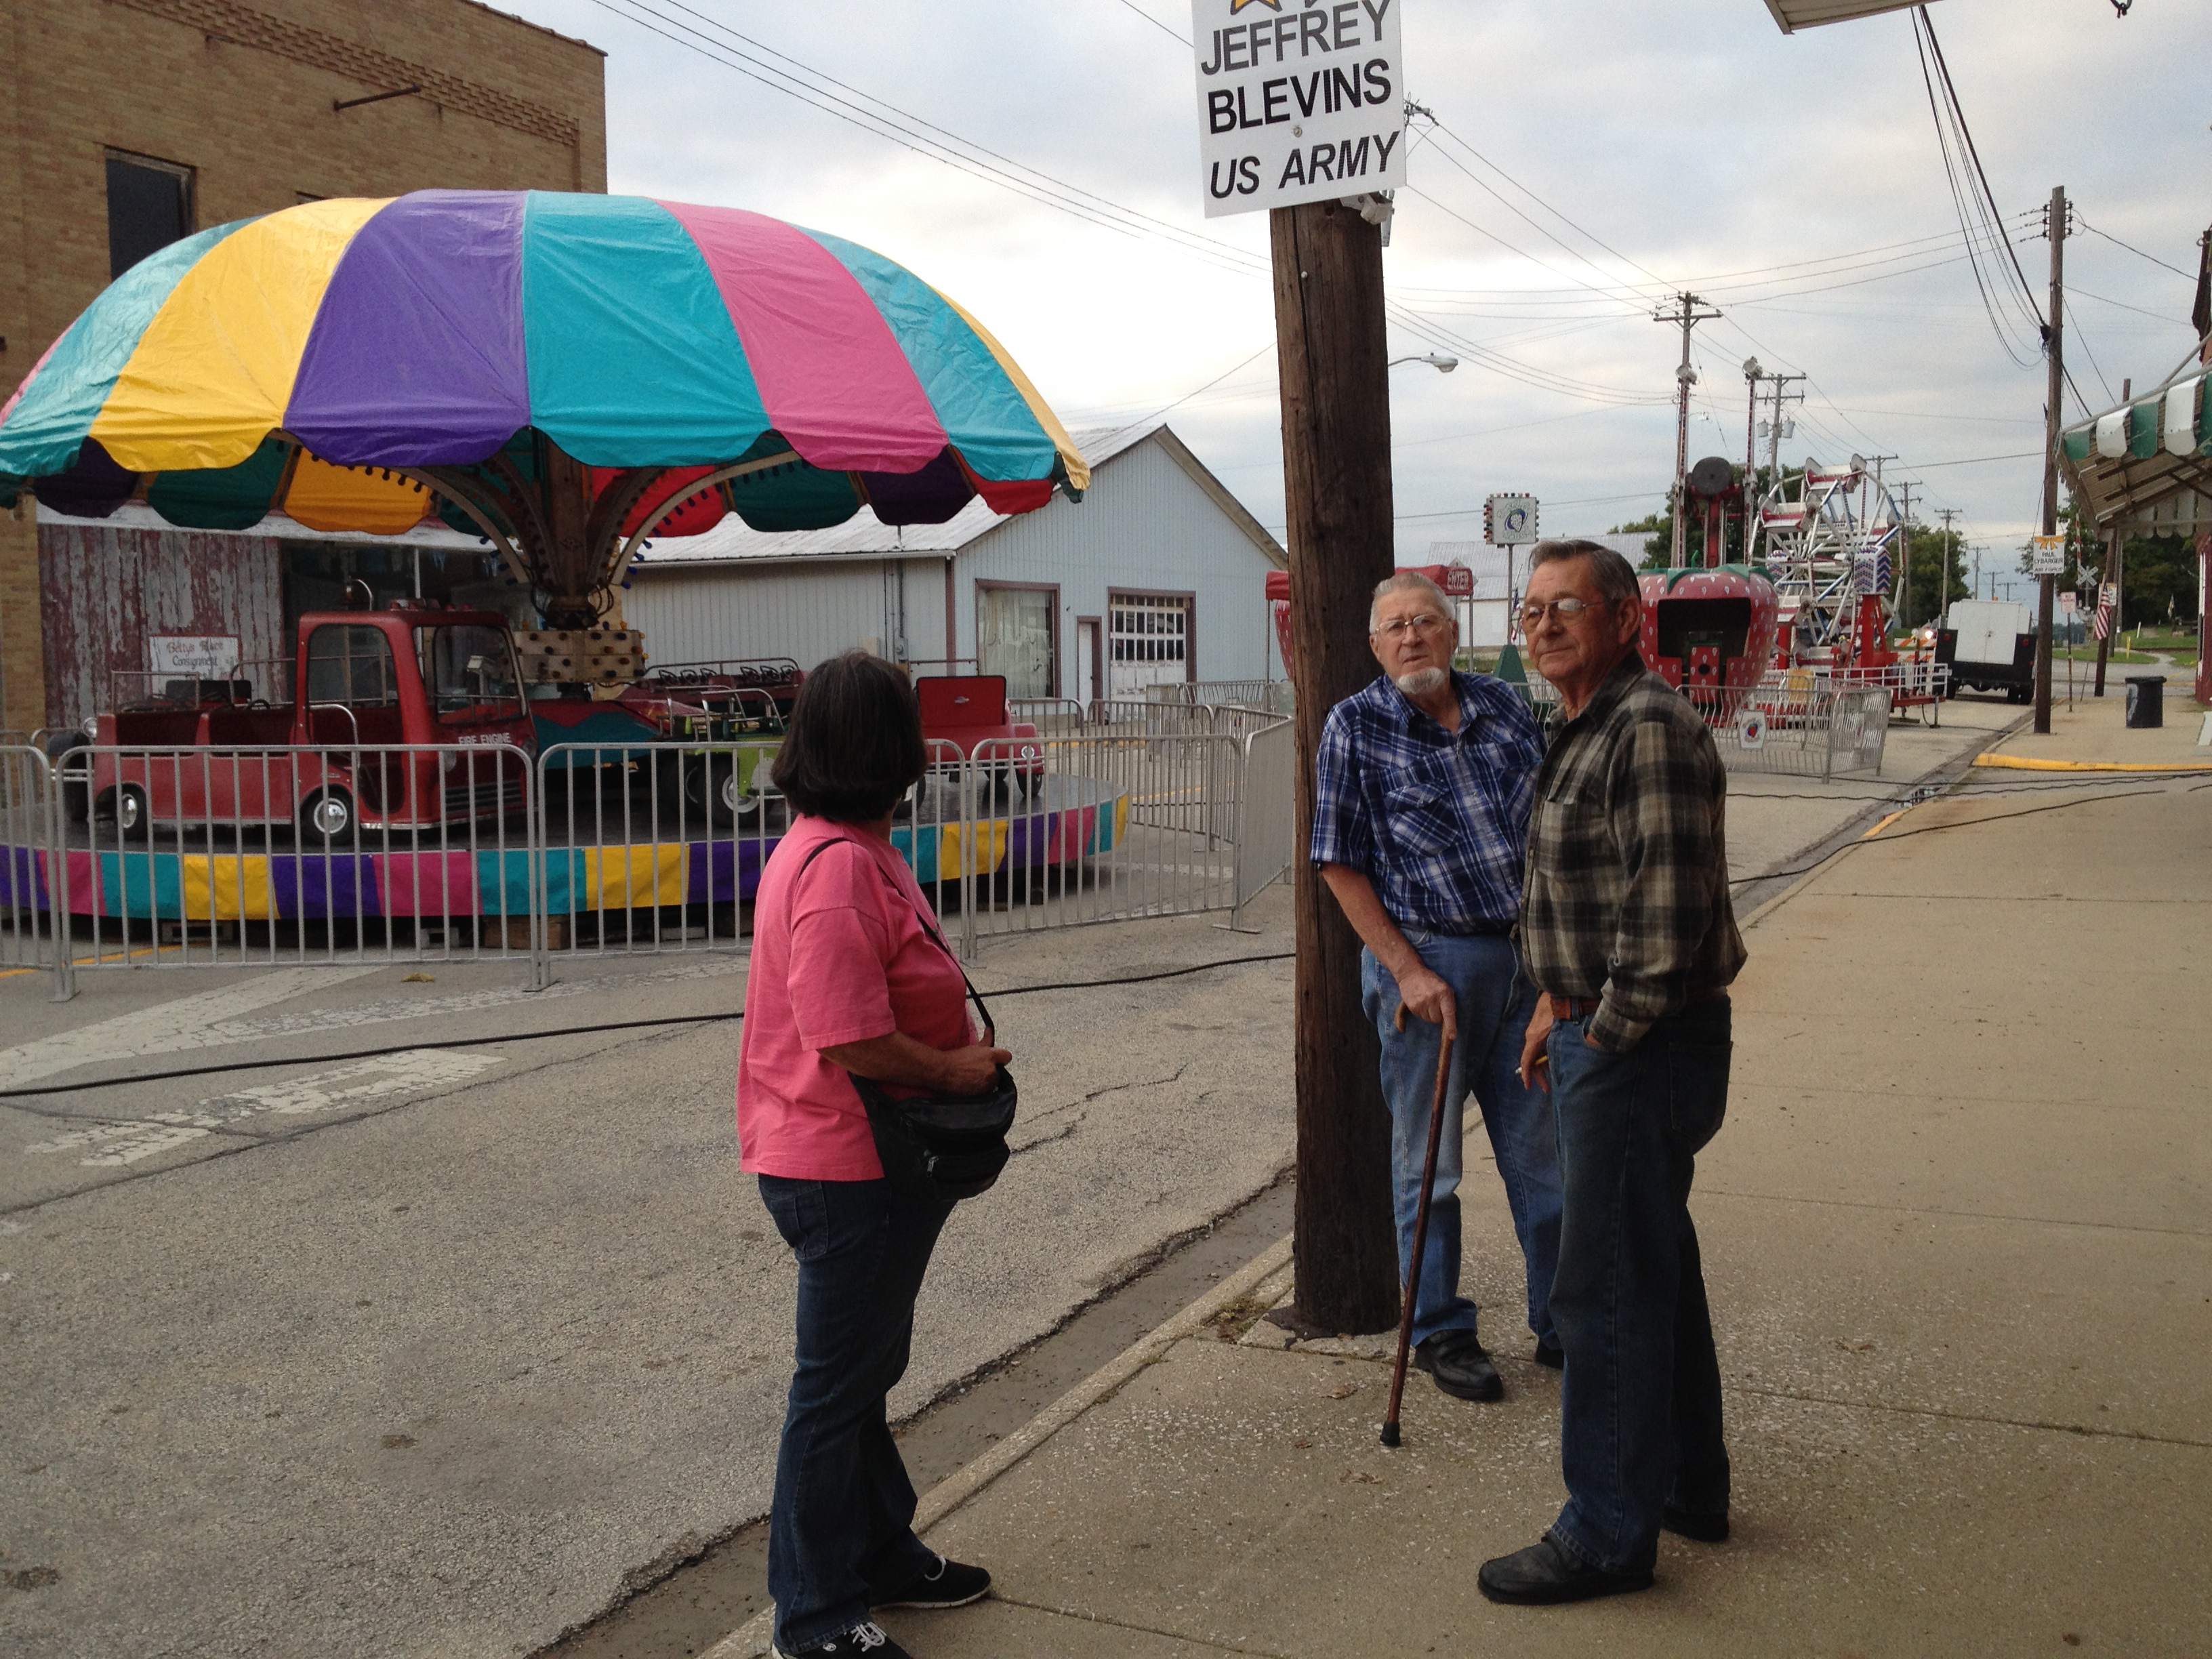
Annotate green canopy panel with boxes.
[2057,352,2212,531]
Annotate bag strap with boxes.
[791,836,996,1044]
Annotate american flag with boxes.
[2091,581,2116,640]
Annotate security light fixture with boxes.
[1389,353,1458,373]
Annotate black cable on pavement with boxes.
[0,953,1299,1102]
[1729,785,2171,887]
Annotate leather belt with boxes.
[1548,986,1727,1023]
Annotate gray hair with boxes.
[1368,569,1454,633]
[1528,539,1641,609]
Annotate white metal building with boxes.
[621,424,1288,701]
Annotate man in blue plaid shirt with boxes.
[1313,571,1561,1403]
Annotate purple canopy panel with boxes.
[286,192,531,467]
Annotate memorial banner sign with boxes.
[1192,0,1408,218]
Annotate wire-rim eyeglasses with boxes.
[1372,613,1452,639]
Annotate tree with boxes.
[2118,532,2202,630]
[1611,511,1669,571]
[1898,526,1969,629]
[2029,499,2202,630]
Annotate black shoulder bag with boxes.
[793,839,1018,1201]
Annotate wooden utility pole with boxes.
[1273,199,1400,1337]
[1656,293,1721,568]
[1937,508,1958,632]
[2035,184,2066,735]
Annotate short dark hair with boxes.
[770,651,926,823]
[1528,539,1641,608]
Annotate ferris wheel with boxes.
[1752,457,1904,660]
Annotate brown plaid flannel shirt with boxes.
[1519,654,1746,1051]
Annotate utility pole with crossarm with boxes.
[1657,294,1722,569]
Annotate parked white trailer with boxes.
[1942,598,2035,701]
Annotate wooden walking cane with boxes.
[1380,1025,1454,1448]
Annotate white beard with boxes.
[1393,666,1449,697]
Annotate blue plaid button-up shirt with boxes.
[1310,671,1544,933]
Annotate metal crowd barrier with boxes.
[534,739,774,965]
[2,743,63,986]
[2,711,1302,996]
[1517,670,1893,780]
[33,741,536,994]
[1704,676,1893,778]
[1143,679,1295,714]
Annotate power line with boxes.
[2075,220,2198,283]
[1105,0,1189,46]
[586,0,1271,281]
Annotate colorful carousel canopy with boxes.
[0,190,1088,627]
[2057,346,2212,533]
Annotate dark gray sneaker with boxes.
[773,1621,912,1658]
[1413,1330,1504,1401]
[876,1551,991,1610]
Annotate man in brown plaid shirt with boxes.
[1478,539,1745,1606]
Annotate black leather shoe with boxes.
[1532,1338,1564,1371]
[1478,1534,1654,1605]
[1413,1330,1503,1401]
[1662,1503,1729,1542]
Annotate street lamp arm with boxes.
[1388,353,1458,372]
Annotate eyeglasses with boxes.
[1373,613,1450,639]
[1516,597,1604,628]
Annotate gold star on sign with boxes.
[1229,0,1284,11]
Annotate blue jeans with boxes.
[1361,933,1561,1352]
[1545,998,1733,1575]
[758,1172,956,1652]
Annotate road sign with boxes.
[1191,0,1408,219]
[1484,493,1538,546]
[2030,534,2066,575]
[2057,590,2077,614]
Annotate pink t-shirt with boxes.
[736,816,975,1180]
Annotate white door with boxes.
[977,586,1055,699]
[1108,593,1189,697]
[1077,619,1101,703]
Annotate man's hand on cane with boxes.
[1393,962,1458,1042]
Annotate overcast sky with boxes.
[504,0,2208,601]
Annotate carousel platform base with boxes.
[0,778,1130,928]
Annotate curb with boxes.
[1969,752,2212,773]
[702,1231,1296,1659]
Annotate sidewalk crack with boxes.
[1727,1382,2212,1449]
[987,1593,1294,1656]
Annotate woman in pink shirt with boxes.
[740,652,1011,1659]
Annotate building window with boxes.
[1107,592,1191,696]
[106,151,195,279]
[975,583,1058,700]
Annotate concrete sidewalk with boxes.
[788,715,2211,1657]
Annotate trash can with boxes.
[2124,675,2164,730]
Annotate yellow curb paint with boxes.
[1971,753,2212,773]
[1862,809,1908,839]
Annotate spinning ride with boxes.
[0,192,1121,929]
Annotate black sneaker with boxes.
[1412,1330,1504,1401]
[773,1622,911,1658]
[876,1551,991,1610]
[1532,1338,1565,1371]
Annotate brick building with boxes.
[0,0,607,730]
